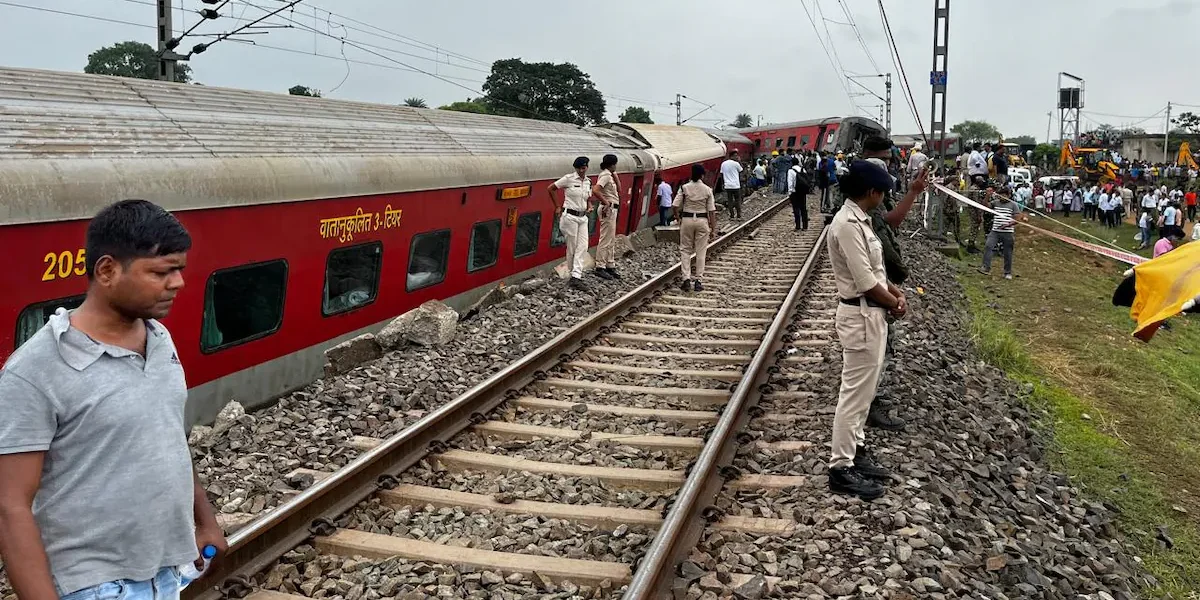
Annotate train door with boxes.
[626,174,645,233]
[816,125,829,152]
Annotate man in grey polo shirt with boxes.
[0,200,226,600]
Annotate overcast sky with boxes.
[2,0,1197,141]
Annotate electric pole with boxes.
[846,74,891,132]
[884,73,892,133]
[929,0,950,169]
[157,0,175,81]
[1045,112,1052,144]
[674,94,682,126]
[1164,101,1172,163]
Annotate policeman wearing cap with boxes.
[825,160,927,500]
[548,156,598,291]
[592,154,622,280]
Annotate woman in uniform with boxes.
[547,156,597,291]
[825,160,923,500]
[672,164,718,292]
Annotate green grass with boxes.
[956,230,1200,598]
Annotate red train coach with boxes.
[0,67,726,425]
[737,116,886,159]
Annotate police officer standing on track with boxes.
[673,163,718,292]
[592,154,622,281]
[826,160,927,501]
[860,136,925,430]
[548,156,598,291]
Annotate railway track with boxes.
[187,197,834,600]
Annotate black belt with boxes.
[840,297,888,309]
[564,208,587,217]
[681,212,706,218]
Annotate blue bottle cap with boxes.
[201,545,218,559]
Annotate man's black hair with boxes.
[862,136,893,154]
[85,199,192,279]
[601,154,618,169]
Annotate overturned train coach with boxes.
[0,66,742,425]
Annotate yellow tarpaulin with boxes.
[1131,241,1200,340]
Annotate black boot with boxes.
[692,279,705,292]
[680,279,693,292]
[867,403,906,430]
[605,268,621,280]
[828,466,885,500]
[853,449,891,480]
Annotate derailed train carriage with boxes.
[0,67,730,425]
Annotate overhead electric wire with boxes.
[835,0,883,74]
[877,0,926,142]
[241,1,560,122]
[799,0,857,111]
[0,1,155,30]
[182,0,304,57]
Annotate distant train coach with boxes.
[737,116,886,158]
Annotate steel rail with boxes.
[184,196,792,600]
[622,226,830,600]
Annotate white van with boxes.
[1009,167,1032,186]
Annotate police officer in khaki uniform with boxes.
[592,154,621,280]
[672,163,718,291]
[548,156,597,291]
[826,160,925,500]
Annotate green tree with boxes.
[950,120,1001,144]
[1172,111,1200,134]
[403,97,428,108]
[438,99,491,114]
[1007,135,1037,145]
[1031,143,1060,168]
[482,58,605,126]
[288,85,320,97]
[85,41,192,83]
[618,106,653,124]
[733,113,754,128]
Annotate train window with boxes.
[754,139,761,148]
[826,131,835,145]
[14,295,85,350]
[800,134,811,148]
[514,212,541,258]
[201,260,287,353]
[787,136,796,148]
[468,220,502,272]
[323,242,382,316]
[775,138,783,148]
[550,217,566,247]
[408,229,451,290]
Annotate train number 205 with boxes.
[42,249,87,281]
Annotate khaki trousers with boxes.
[829,302,888,469]
[596,205,618,268]
[559,213,590,279]
[679,217,710,280]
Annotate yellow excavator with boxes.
[1177,141,1199,170]
[1060,140,1118,183]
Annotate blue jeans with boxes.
[659,206,671,226]
[61,568,181,600]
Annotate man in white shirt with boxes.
[547,156,597,291]
[967,143,988,188]
[906,144,928,186]
[654,175,673,226]
[1083,186,1097,221]
[720,151,744,219]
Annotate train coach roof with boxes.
[701,128,753,145]
[0,67,655,225]
[595,123,725,170]
[735,117,844,134]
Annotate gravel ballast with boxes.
[681,233,1154,599]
